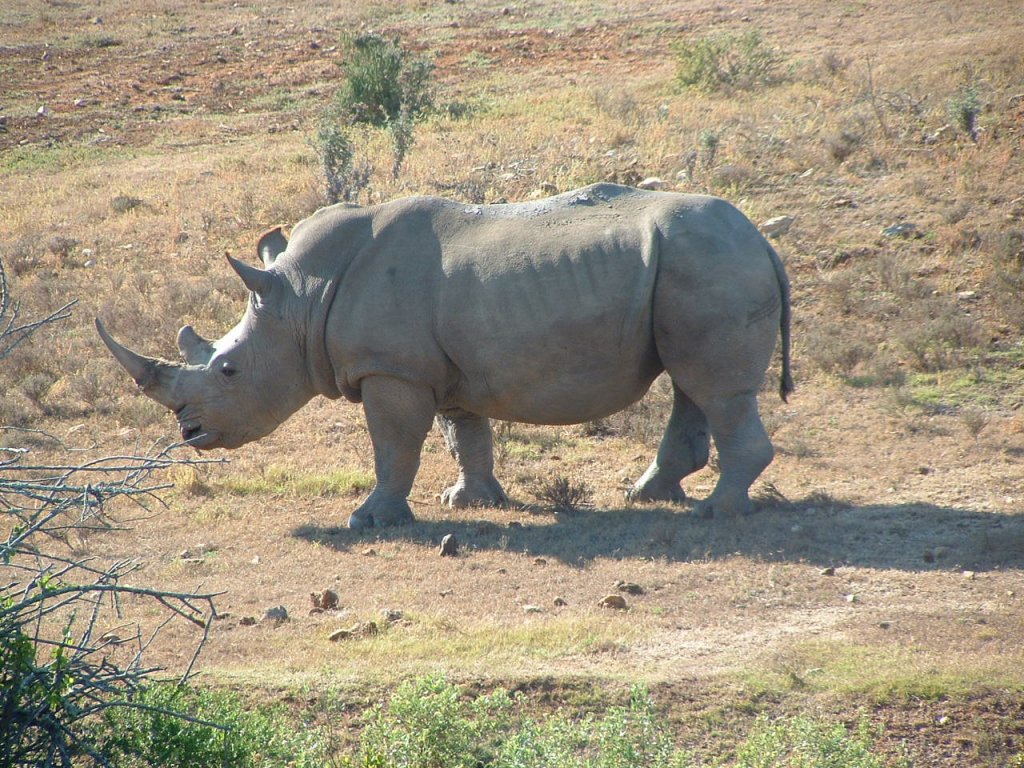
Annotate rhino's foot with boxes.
[441,474,508,508]
[348,493,415,530]
[622,466,688,507]
[626,472,687,504]
[691,487,755,520]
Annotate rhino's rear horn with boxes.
[227,253,276,299]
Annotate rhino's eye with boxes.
[220,361,238,378]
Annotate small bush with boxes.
[314,121,372,204]
[355,674,514,768]
[533,474,594,514]
[675,29,785,92]
[947,79,982,142]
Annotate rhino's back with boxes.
[433,185,666,422]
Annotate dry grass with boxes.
[3,0,1024,763]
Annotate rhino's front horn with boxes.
[95,319,180,408]
[226,253,275,299]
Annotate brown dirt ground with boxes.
[3,0,1024,765]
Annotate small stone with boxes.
[963,570,976,581]
[820,566,836,576]
[882,222,918,238]
[533,557,547,566]
[615,581,644,595]
[310,589,340,611]
[362,547,378,556]
[599,594,628,610]
[439,534,458,557]
[381,608,404,623]
[553,596,568,606]
[879,621,892,630]
[957,290,979,302]
[239,616,257,626]
[844,594,858,604]
[523,604,543,613]
[760,215,795,238]
[37,105,50,118]
[328,628,352,642]
[262,605,289,624]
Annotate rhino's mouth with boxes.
[179,420,219,449]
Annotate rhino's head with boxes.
[97,229,316,450]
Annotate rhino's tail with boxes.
[768,243,795,402]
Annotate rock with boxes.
[439,534,459,557]
[637,177,667,191]
[615,580,644,595]
[820,566,836,576]
[329,620,380,642]
[553,596,568,606]
[957,290,979,302]
[533,557,548,566]
[599,594,628,610]
[310,589,340,611]
[239,616,257,626]
[37,105,50,118]
[760,215,795,239]
[262,605,289,624]
[381,608,404,623]
[523,604,543,613]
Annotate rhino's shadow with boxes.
[292,498,1024,574]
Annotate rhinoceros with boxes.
[97,183,792,528]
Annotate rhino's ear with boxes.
[227,253,277,301]
[257,226,288,267]
[176,325,215,365]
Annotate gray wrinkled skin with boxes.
[97,183,793,529]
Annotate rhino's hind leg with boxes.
[436,411,508,508]
[627,384,709,503]
[349,376,436,530]
[691,391,774,519]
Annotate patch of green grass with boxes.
[329,614,639,670]
[219,465,374,498]
[903,348,1024,412]
[0,144,118,175]
[740,640,1024,703]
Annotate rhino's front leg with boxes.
[348,376,436,530]
[436,410,508,508]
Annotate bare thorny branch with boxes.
[1,253,228,766]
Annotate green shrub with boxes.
[337,34,434,128]
[675,29,784,92]
[947,79,982,142]
[93,683,326,768]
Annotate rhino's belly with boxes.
[448,348,662,425]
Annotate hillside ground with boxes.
[2,0,1024,764]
